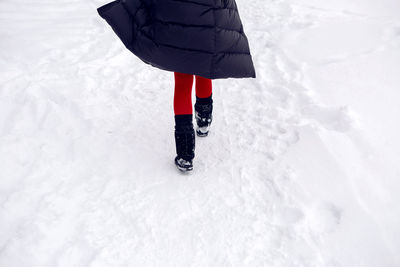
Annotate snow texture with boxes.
[1,0,399,266]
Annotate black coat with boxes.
[97,0,256,79]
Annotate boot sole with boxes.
[176,165,193,172]
[196,130,208,137]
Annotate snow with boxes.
[1,0,399,266]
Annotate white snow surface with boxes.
[1,0,400,266]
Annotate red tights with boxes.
[174,72,212,115]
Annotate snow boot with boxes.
[194,94,213,137]
[174,114,195,172]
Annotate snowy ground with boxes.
[1,0,400,266]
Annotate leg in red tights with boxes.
[195,75,212,98]
[174,72,194,115]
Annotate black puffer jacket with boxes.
[97,0,256,79]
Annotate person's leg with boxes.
[194,75,213,137]
[174,72,194,115]
[173,72,195,171]
[195,75,212,99]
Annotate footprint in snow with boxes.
[306,202,342,234]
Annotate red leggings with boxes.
[174,72,212,115]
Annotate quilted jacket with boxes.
[97,0,256,79]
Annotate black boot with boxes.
[194,94,213,137]
[174,114,195,172]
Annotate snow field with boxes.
[1,0,399,266]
